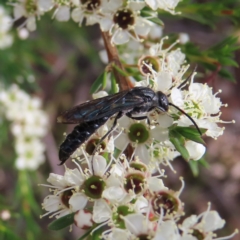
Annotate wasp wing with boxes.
[57,89,145,124]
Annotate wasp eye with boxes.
[157,92,169,112]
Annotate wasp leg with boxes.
[91,111,123,173]
[126,113,150,125]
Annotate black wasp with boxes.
[58,86,201,165]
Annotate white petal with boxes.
[112,29,130,45]
[182,215,198,229]
[71,8,83,23]
[92,199,111,223]
[43,195,61,211]
[148,178,168,192]
[134,196,148,213]
[69,193,88,211]
[134,18,151,36]
[102,186,127,202]
[92,91,108,99]
[171,88,184,107]
[108,228,130,240]
[185,141,206,161]
[92,155,107,176]
[47,173,66,188]
[55,6,70,22]
[124,213,148,235]
[179,33,189,44]
[38,0,53,11]
[202,211,225,232]
[128,1,146,11]
[99,17,113,32]
[155,71,172,92]
[26,17,36,31]
[64,168,85,186]
[157,114,174,128]
[145,0,158,10]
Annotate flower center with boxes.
[112,205,134,229]
[151,191,179,216]
[124,173,145,194]
[81,0,101,11]
[61,189,73,208]
[130,162,147,172]
[192,229,205,240]
[139,56,160,75]
[128,123,150,144]
[113,8,135,29]
[83,175,106,199]
[85,138,106,155]
[25,0,37,14]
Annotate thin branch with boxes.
[101,31,133,91]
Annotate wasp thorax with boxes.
[83,175,106,199]
[113,8,134,29]
[112,205,134,229]
[81,0,101,11]
[124,172,146,194]
[128,123,150,144]
[138,56,161,76]
[61,189,73,208]
[85,138,106,155]
[151,190,181,217]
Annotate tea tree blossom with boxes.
[0,5,13,49]
[0,84,48,170]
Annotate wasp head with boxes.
[156,91,169,112]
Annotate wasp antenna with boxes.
[167,66,198,97]
[169,102,202,135]
[177,65,198,90]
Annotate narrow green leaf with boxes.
[173,126,206,145]
[188,160,199,177]
[48,213,74,230]
[148,17,164,26]
[102,71,108,89]
[198,157,209,168]
[169,130,190,160]
[219,68,236,82]
[90,71,106,94]
[110,75,118,94]
[78,227,93,240]
[112,64,129,77]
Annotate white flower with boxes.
[171,82,225,138]
[145,0,181,14]
[41,169,84,219]
[12,0,45,31]
[99,2,153,45]
[72,0,113,26]
[153,220,180,240]
[180,204,228,240]
[0,6,13,49]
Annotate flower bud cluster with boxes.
[0,84,48,169]
[10,0,180,44]
[0,5,13,49]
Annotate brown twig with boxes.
[101,31,134,91]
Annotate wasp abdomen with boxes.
[59,117,109,165]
